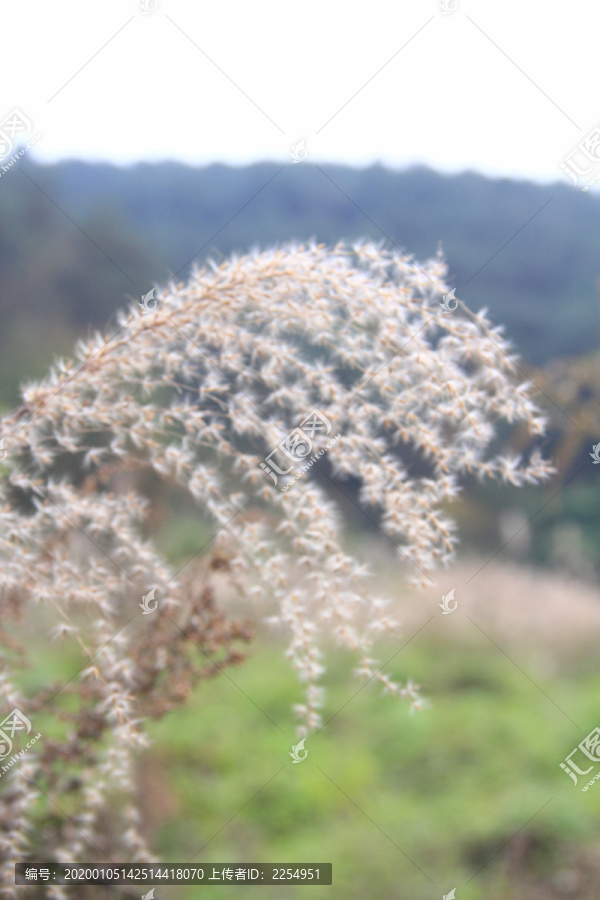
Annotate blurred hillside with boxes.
[1,160,600,407]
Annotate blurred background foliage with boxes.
[2,159,600,898]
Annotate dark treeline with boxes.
[1,157,599,404]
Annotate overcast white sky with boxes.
[2,0,599,185]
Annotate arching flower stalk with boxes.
[0,241,551,882]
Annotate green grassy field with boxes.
[134,629,600,900]
[10,551,600,900]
